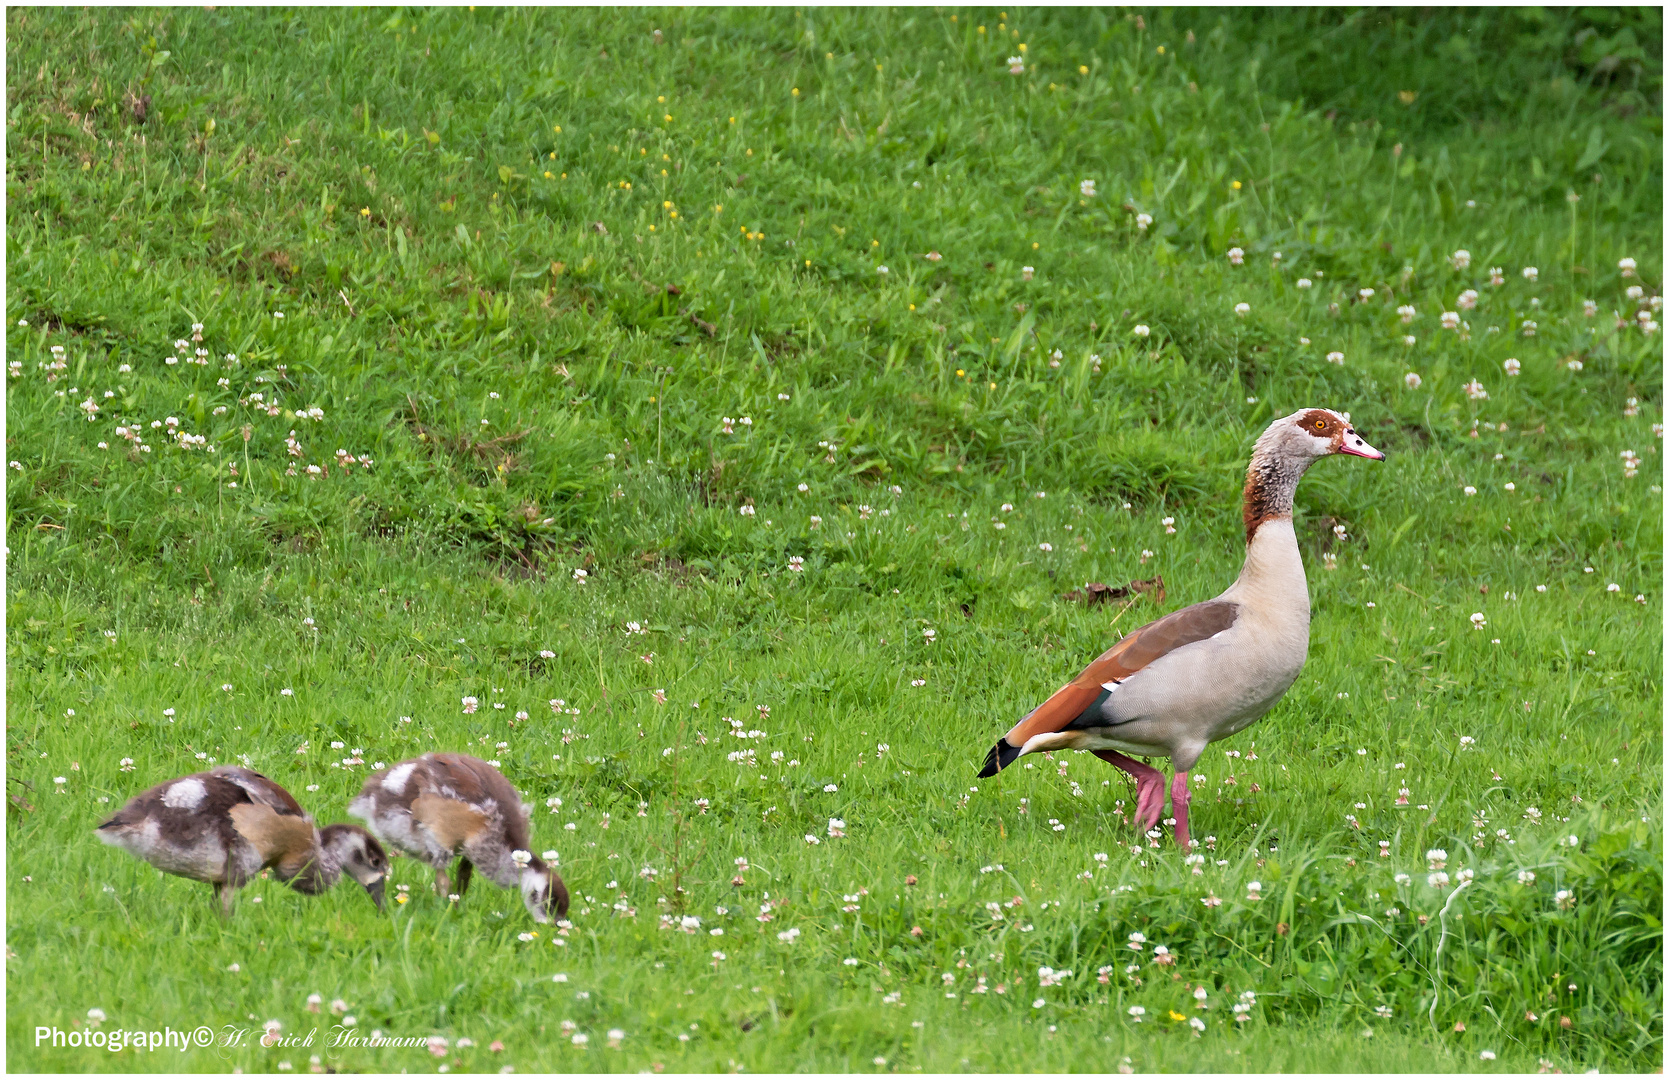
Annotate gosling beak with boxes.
[1339,430,1385,460]
[364,875,386,912]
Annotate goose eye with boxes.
[1313,419,1326,430]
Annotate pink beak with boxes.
[1339,430,1385,460]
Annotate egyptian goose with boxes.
[348,753,568,923]
[97,766,388,916]
[978,408,1384,848]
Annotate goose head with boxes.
[1257,409,1385,463]
[319,824,390,910]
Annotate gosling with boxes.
[349,753,567,922]
[97,766,388,917]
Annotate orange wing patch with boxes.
[412,794,489,851]
[229,802,320,880]
[1002,600,1239,746]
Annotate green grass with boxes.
[6,6,1662,1073]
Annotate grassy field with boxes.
[6,7,1662,1073]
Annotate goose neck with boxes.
[1241,448,1313,545]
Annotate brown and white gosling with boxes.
[348,753,568,923]
[97,765,389,916]
[978,408,1385,850]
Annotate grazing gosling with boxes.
[348,753,568,923]
[97,766,388,917]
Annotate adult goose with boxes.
[97,766,389,916]
[349,753,568,923]
[978,409,1384,849]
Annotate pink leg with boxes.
[1170,772,1193,852]
[1094,751,1166,835]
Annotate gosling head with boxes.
[512,849,570,924]
[319,824,389,911]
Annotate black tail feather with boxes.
[977,740,1021,778]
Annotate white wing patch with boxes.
[381,762,417,795]
[162,777,208,810]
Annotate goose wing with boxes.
[228,802,320,880]
[212,766,311,819]
[980,599,1239,776]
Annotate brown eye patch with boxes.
[1297,408,1340,436]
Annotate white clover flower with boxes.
[1404,372,1422,389]
[1234,302,1250,316]
[1132,324,1150,337]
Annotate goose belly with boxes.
[353,801,456,867]
[1102,624,1307,741]
[99,820,254,883]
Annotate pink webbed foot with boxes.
[1094,751,1167,836]
[1169,772,1193,852]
